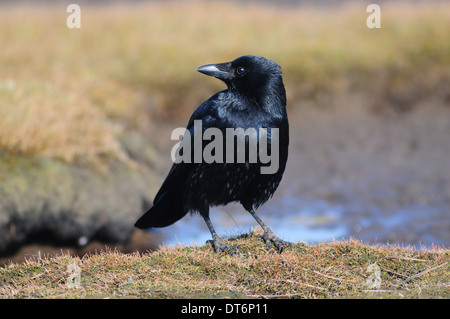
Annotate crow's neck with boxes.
[231,83,286,118]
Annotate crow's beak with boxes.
[197,62,232,82]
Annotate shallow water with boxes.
[155,199,348,247]
[154,195,448,249]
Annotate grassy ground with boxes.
[0,235,448,299]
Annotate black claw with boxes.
[260,230,291,253]
[207,238,241,255]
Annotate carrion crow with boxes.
[135,55,290,254]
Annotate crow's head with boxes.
[197,55,286,109]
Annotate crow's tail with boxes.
[134,192,187,229]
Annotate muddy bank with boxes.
[0,229,160,266]
[0,133,162,262]
[274,95,450,246]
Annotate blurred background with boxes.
[0,0,449,264]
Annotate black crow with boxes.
[135,55,290,254]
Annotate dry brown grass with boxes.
[0,1,449,164]
[0,80,125,164]
[0,236,448,299]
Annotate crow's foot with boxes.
[260,229,292,253]
[207,238,241,255]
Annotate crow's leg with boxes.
[202,214,240,255]
[246,207,291,253]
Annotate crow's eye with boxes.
[236,66,246,76]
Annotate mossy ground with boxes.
[1,235,448,299]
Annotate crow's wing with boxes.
[135,98,220,228]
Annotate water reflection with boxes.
[154,194,448,250]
